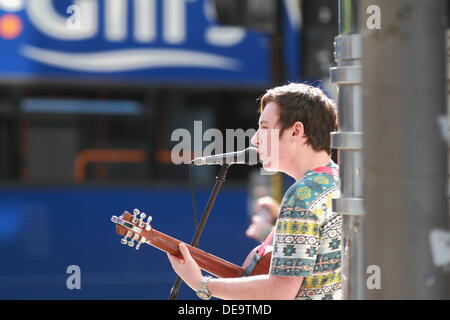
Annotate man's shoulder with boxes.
[281,170,339,211]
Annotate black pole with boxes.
[168,164,230,300]
[271,0,284,86]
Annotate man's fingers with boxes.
[167,252,184,264]
[179,243,192,260]
[167,243,191,266]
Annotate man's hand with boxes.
[167,243,203,291]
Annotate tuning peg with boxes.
[138,212,147,228]
[144,216,152,231]
[132,209,140,223]
[127,240,135,247]
[135,236,147,250]
[120,231,132,245]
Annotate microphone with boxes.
[191,147,260,166]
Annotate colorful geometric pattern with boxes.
[269,161,342,300]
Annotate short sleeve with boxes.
[269,183,321,277]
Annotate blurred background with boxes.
[1,0,449,300]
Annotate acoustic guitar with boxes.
[111,209,271,278]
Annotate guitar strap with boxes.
[242,164,339,277]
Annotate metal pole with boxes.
[362,0,449,299]
[330,0,365,300]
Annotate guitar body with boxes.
[241,245,272,276]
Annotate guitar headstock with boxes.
[111,208,152,250]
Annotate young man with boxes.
[167,83,341,300]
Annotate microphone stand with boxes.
[168,164,230,300]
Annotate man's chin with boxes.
[261,160,279,172]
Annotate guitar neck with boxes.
[143,228,245,278]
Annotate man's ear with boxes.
[292,121,305,139]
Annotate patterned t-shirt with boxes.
[269,161,342,300]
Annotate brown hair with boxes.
[259,83,338,154]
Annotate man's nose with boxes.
[251,129,259,146]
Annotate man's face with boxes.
[251,101,284,172]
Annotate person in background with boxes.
[245,196,280,242]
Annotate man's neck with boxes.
[290,150,332,181]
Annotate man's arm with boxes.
[167,243,303,300]
[207,273,303,300]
